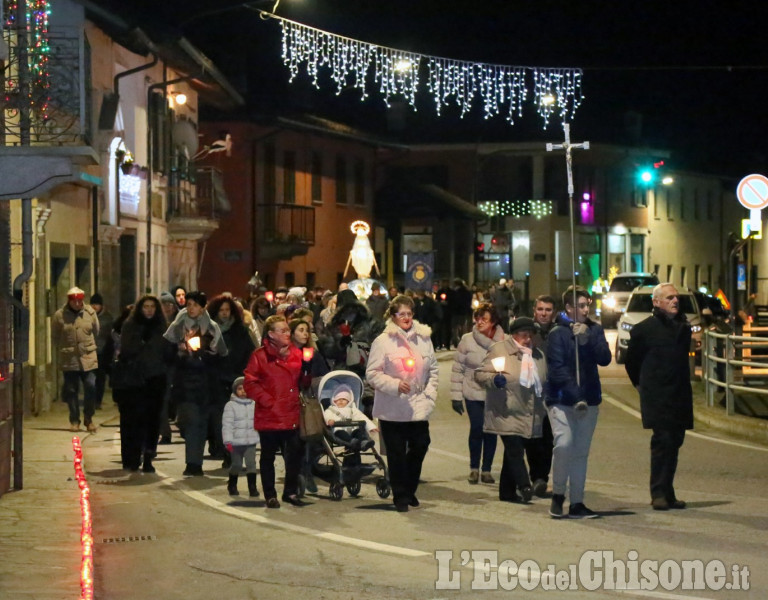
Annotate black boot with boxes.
[246,473,259,497]
[227,474,239,496]
[142,454,156,474]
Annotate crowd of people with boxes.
[52,276,693,516]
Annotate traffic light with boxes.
[636,160,665,186]
[475,240,485,262]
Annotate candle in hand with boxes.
[265,290,274,303]
[302,347,315,362]
[403,357,415,372]
[187,336,201,351]
[491,356,506,373]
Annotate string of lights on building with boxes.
[4,0,52,120]
[478,199,554,218]
[273,13,583,127]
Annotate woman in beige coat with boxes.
[475,317,547,503]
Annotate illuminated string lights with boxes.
[276,15,583,127]
[72,437,94,600]
[479,199,553,219]
[4,0,53,120]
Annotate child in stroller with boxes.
[324,384,378,452]
[301,370,390,501]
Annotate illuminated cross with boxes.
[546,122,590,198]
[546,123,590,384]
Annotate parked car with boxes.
[600,272,660,328]
[615,285,702,364]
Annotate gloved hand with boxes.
[451,400,465,415]
[493,374,507,389]
[571,322,589,345]
[225,443,233,453]
[574,400,588,418]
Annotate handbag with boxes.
[110,356,145,390]
[299,393,326,441]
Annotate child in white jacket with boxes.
[222,377,260,497]
[324,384,378,451]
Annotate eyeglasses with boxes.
[395,312,413,318]
[474,316,492,323]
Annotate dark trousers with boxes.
[94,358,108,409]
[379,420,431,508]
[158,368,175,442]
[62,370,96,426]
[524,413,553,483]
[258,429,304,500]
[650,427,686,501]
[465,399,497,471]
[499,435,530,500]
[118,375,165,469]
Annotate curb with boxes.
[693,402,768,446]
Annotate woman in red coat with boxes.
[244,315,307,508]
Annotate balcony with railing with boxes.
[166,166,229,241]
[0,14,97,199]
[256,203,315,260]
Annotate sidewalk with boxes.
[0,398,120,600]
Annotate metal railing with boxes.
[702,328,768,416]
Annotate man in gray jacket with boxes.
[51,287,100,432]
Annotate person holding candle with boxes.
[475,317,547,503]
[289,318,329,396]
[244,315,308,508]
[450,302,505,485]
[163,291,229,477]
[366,295,439,512]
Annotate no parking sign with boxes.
[737,174,768,230]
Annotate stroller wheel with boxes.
[346,480,362,497]
[329,483,344,501]
[376,477,391,499]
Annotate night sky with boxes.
[131,0,768,178]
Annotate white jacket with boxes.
[450,324,506,402]
[323,402,377,433]
[366,320,439,422]
[222,394,260,447]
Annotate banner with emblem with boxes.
[406,252,434,292]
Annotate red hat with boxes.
[67,286,85,299]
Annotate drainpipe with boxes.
[11,197,32,490]
[146,74,196,294]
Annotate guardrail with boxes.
[702,328,768,416]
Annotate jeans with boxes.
[230,444,258,476]
[258,429,304,500]
[62,370,96,425]
[379,420,431,508]
[548,404,599,504]
[650,427,686,501]
[465,399,497,471]
[498,435,530,499]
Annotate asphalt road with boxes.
[89,336,768,599]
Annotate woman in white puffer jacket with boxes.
[450,303,505,485]
[366,295,439,512]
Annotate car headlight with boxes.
[620,322,633,331]
[603,297,616,309]
[691,324,702,333]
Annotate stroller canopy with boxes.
[318,370,365,409]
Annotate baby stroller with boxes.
[301,370,390,501]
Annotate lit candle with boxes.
[440,293,447,301]
[302,347,315,362]
[265,290,274,303]
[187,336,201,351]
[491,356,506,373]
[403,357,415,372]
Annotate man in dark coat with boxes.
[625,283,693,511]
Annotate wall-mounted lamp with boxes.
[169,91,187,106]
